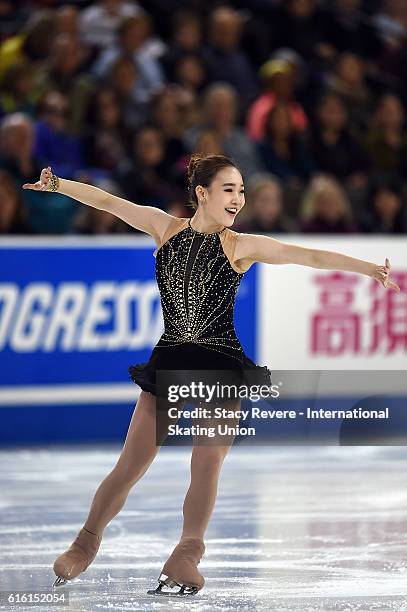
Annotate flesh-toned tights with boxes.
[83,390,240,541]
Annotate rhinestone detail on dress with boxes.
[155,223,246,362]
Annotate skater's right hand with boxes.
[22,166,53,191]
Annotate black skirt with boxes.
[128,343,272,408]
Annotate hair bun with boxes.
[187,153,205,183]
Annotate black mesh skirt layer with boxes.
[128,343,272,408]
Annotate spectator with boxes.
[185,83,264,177]
[324,52,373,132]
[0,59,37,118]
[160,11,204,81]
[172,53,208,96]
[0,10,55,84]
[83,87,130,175]
[319,0,380,60]
[0,171,31,234]
[372,0,407,47]
[34,33,95,135]
[235,173,297,233]
[257,103,315,184]
[73,179,132,234]
[108,56,146,130]
[372,0,407,91]
[272,0,323,61]
[365,93,407,177]
[362,176,407,233]
[203,7,258,111]
[300,175,359,233]
[150,88,189,177]
[247,58,308,141]
[309,92,370,187]
[79,0,142,50]
[92,13,164,104]
[114,125,184,209]
[0,113,76,233]
[193,129,224,156]
[34,91,84,179]
[56,5,80,39]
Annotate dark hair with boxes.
[187,153,240,209]
[369,175,403,202]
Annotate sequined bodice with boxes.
[155,224,246,362]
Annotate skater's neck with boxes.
[189,212,225,235]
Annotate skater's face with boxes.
[196,166,245,226]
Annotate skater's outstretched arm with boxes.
[235,233,400,292]
[22,166,174,246]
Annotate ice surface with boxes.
[0,446,407,611]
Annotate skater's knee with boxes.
[113,455,153,486]
[191,446,228,473]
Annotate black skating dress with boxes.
[129,217,272,408]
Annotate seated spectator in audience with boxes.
[203,7,258,111]
[0,10,55,84]
[173,53,208,96]
[194,129,224,156]
[92,13,164,104]
[83,87,130,175]
[309,93,370,188]
[149,87,190,186]
[372,0,407,49]
[79,0,142,51]
[34,32,95,135]
[73,179,133,234]
[0,113,76,233]
[372,0,407,88]
[299,175,359,233]
[365,93,407,178]
[114,125,184,209]
[247,58,308,141]
[0,59,37,118]
[108,56,147,130]
[56,5,80,39]
[257,103,315,184]
[185,83,264,177]
[319,0,381,60]
[324,52,373,133]
[55,5,94,69]
[361,176,407,233]
[0,171,31,234]
[272,0,324,62]
[160,11,204,81]
[234,173,297,233]
[34,91,84,179]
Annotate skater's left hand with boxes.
[371,258,400,292]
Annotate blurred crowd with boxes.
[1,0,407,235]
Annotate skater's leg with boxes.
[152,400,240,593]
[181,399,241,540]
[53,391,183,584]
[83,391,182,536]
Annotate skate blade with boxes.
[52,576,68,588]
[147,574,198,596]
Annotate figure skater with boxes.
[23,155,399,596]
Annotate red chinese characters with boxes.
[311,271,407,356]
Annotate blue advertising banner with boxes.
[0,237,258,443]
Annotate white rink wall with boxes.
[258,237,407,370]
